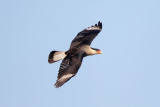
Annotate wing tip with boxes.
[54,80,68,88]
[54,74,75,88]
[98,21,102,30]
[54,81,62,88]
[88,21,102,30]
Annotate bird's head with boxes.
[91,48,103,54]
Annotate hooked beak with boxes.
[97,50,103,54]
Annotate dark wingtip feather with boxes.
[54,73,75,88]
[54,79,70,88]
[98,21,102,29]
[54,81,62,88]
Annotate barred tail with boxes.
[48,51,67,63]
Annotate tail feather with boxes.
[48,51,66,63]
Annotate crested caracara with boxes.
[48,21,103,88]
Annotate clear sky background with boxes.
[0,0,160,107]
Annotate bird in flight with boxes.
[48,21,103,88]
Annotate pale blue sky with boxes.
[0,0,160,107]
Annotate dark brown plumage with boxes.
[48,21,103,88]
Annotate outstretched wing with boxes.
[54,52,86,88]
[70,21,102,48]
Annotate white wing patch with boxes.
[59,74,74,82]
[86,25,101,30]
[87,27,100,30]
